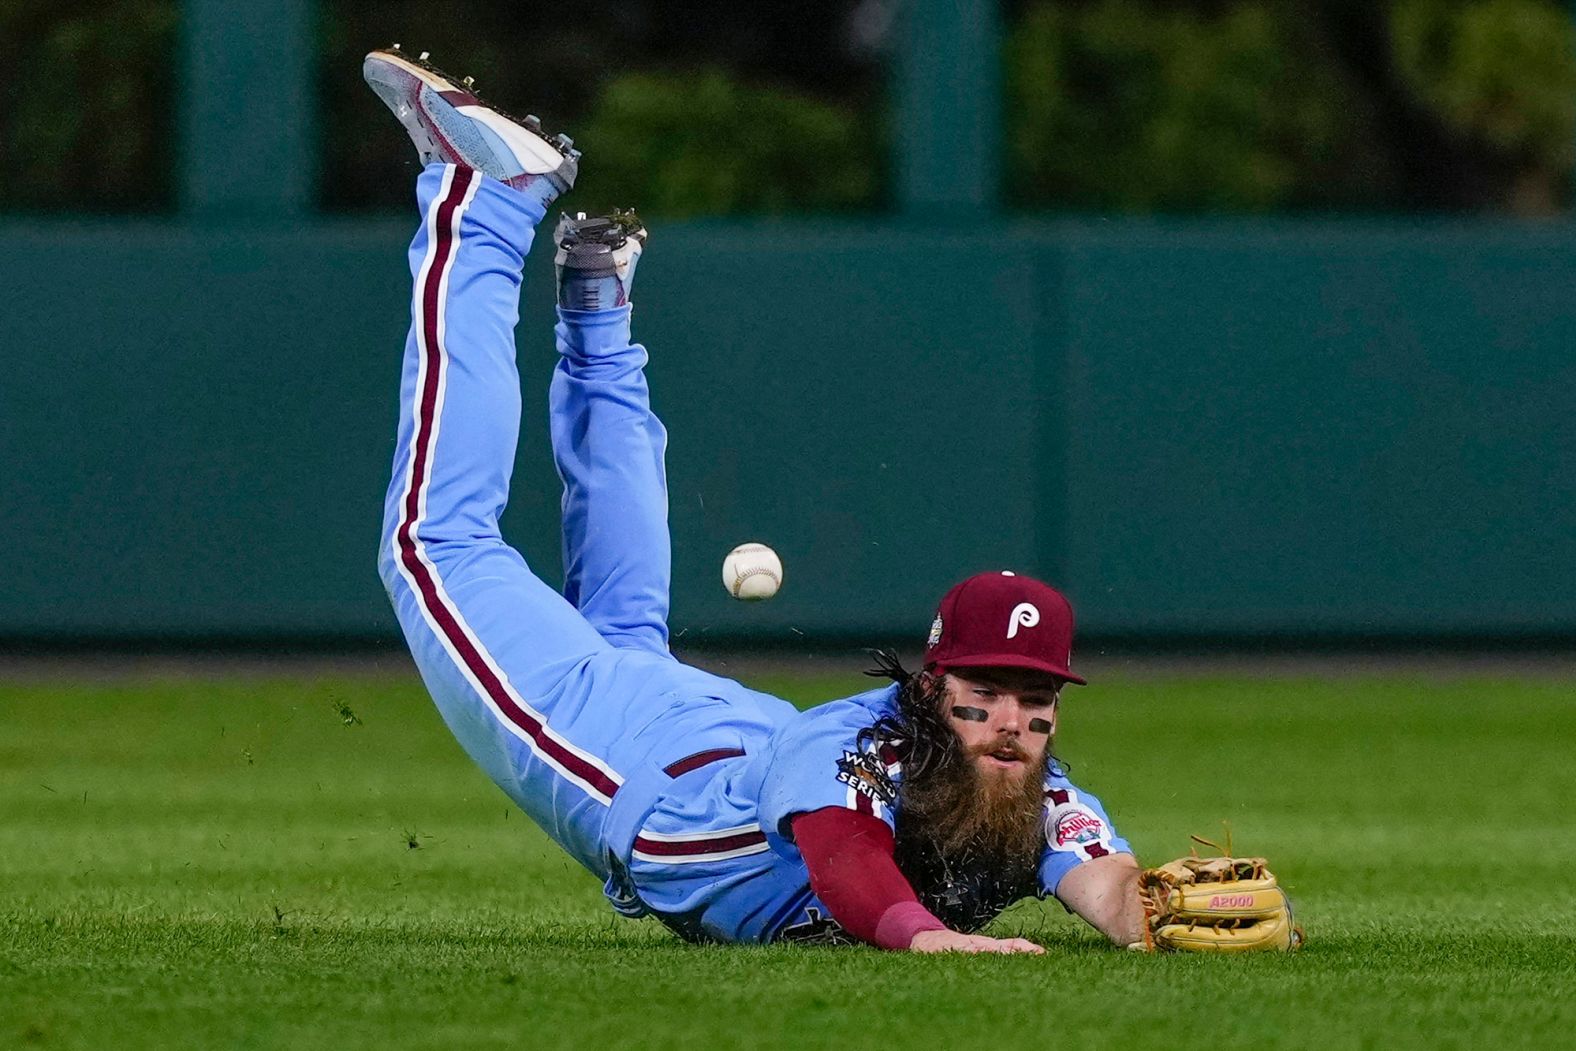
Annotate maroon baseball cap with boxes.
[922,571,1086,686]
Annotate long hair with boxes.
[858,649,957,785]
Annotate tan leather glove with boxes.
[1136,855,1303,952]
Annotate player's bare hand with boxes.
[908,930,1045,954]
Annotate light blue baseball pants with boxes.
[376,164,784,886]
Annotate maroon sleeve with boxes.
[790,806,949,950]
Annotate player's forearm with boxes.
[1057,852,1145,946]
[791,807,948,950]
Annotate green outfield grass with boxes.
[3,663,1574,1049]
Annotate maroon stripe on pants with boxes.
[393,167,620,803]
[663,748,746,778]
[633,830,768,857]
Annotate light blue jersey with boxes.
[379,164,1130,946]
[626,685,1131,943]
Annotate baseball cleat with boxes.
[362,45,579,209]
[553,210,647,310]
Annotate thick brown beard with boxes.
[896,740,1048,876]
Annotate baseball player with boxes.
[365,47,1299,954]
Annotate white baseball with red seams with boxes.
[722,543,783,600]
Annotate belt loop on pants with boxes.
[602,758,674,870]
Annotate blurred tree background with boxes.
[1,0,1572,216]
[1004,0,1576,212]
[315,0,887,214]
[0,0,179,212]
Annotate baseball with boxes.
[722,542,783,600]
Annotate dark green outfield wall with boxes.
[4,217,1572,643]
[1042,222,1576,636]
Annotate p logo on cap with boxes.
[1006,602,1039,639]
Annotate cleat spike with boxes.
[418,51,430,61]
[391,43,401,50]
[462,76,475,88]
[552,133,574,149]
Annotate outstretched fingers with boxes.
[993,937,1046,954]
[909,930,1045,954]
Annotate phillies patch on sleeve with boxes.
[1045,802,1113,860]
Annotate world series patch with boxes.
[835,749,896,806]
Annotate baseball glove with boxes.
[1136,850,1303,953]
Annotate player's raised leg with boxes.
[548,212,675,655]
[366,49,632,874]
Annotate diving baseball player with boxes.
[365,47,1299,954]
